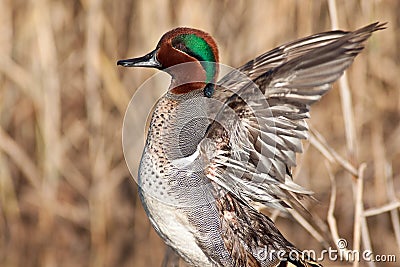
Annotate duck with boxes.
[117,22,384,267]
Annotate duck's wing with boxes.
[216,22,381,98]
[199,22,385,211]
[213,187,322,267]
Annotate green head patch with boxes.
[172,34,217,84]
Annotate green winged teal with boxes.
[117,23,385,267]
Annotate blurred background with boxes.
[0,0,399,266]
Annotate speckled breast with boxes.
[137,89,233,266]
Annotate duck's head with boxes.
[117,27,219,97]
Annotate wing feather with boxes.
[178,23,385,212]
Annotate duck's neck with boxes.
[167,61,217,97]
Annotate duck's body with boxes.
[118,23,384,267]
[139,90,230,266]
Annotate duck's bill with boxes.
[117,49,162,69]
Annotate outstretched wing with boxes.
[200,22,385,211]
[217,30,348,91]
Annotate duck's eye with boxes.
[172,39,196,60]
[172,41,189,53]
[172,34,215,63]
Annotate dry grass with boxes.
[0,0,399,266]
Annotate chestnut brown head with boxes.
[117,27,219,97]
